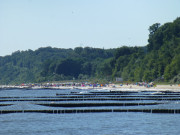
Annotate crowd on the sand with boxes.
[134,82,155,88]
[0,81,156,89]
[22,81,156,88]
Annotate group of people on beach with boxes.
[119,82,155,88]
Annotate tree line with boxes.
[0,17,180,84]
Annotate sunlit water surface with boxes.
[0,89,180,135]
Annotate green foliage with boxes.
[0,47,115,84]
[106,17,180,83]
[164,54,180,81]
[55,58,83,78]
[0,17,180,84]
[148,23,161,37]
[96,58,113,77]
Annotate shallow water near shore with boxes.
[1,112,180,135]
[0,88,180,135]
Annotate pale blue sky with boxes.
[0,0,179,56]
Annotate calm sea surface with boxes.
[0,89,180,135]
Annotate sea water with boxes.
[1,113,180,135]
[0,89,180,135]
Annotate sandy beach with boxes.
[113,84,180,92]
[1,84,180,92]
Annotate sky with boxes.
[0,0,179,56]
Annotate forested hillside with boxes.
[99,17,180,83]
[0,47,115,84]
[0,17,180,84]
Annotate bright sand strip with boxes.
[111,84,180,92]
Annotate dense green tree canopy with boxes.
[0,17,180,84]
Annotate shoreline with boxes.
[0,84,180,92]
[111,84,180,92]
[115,84,180,90]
